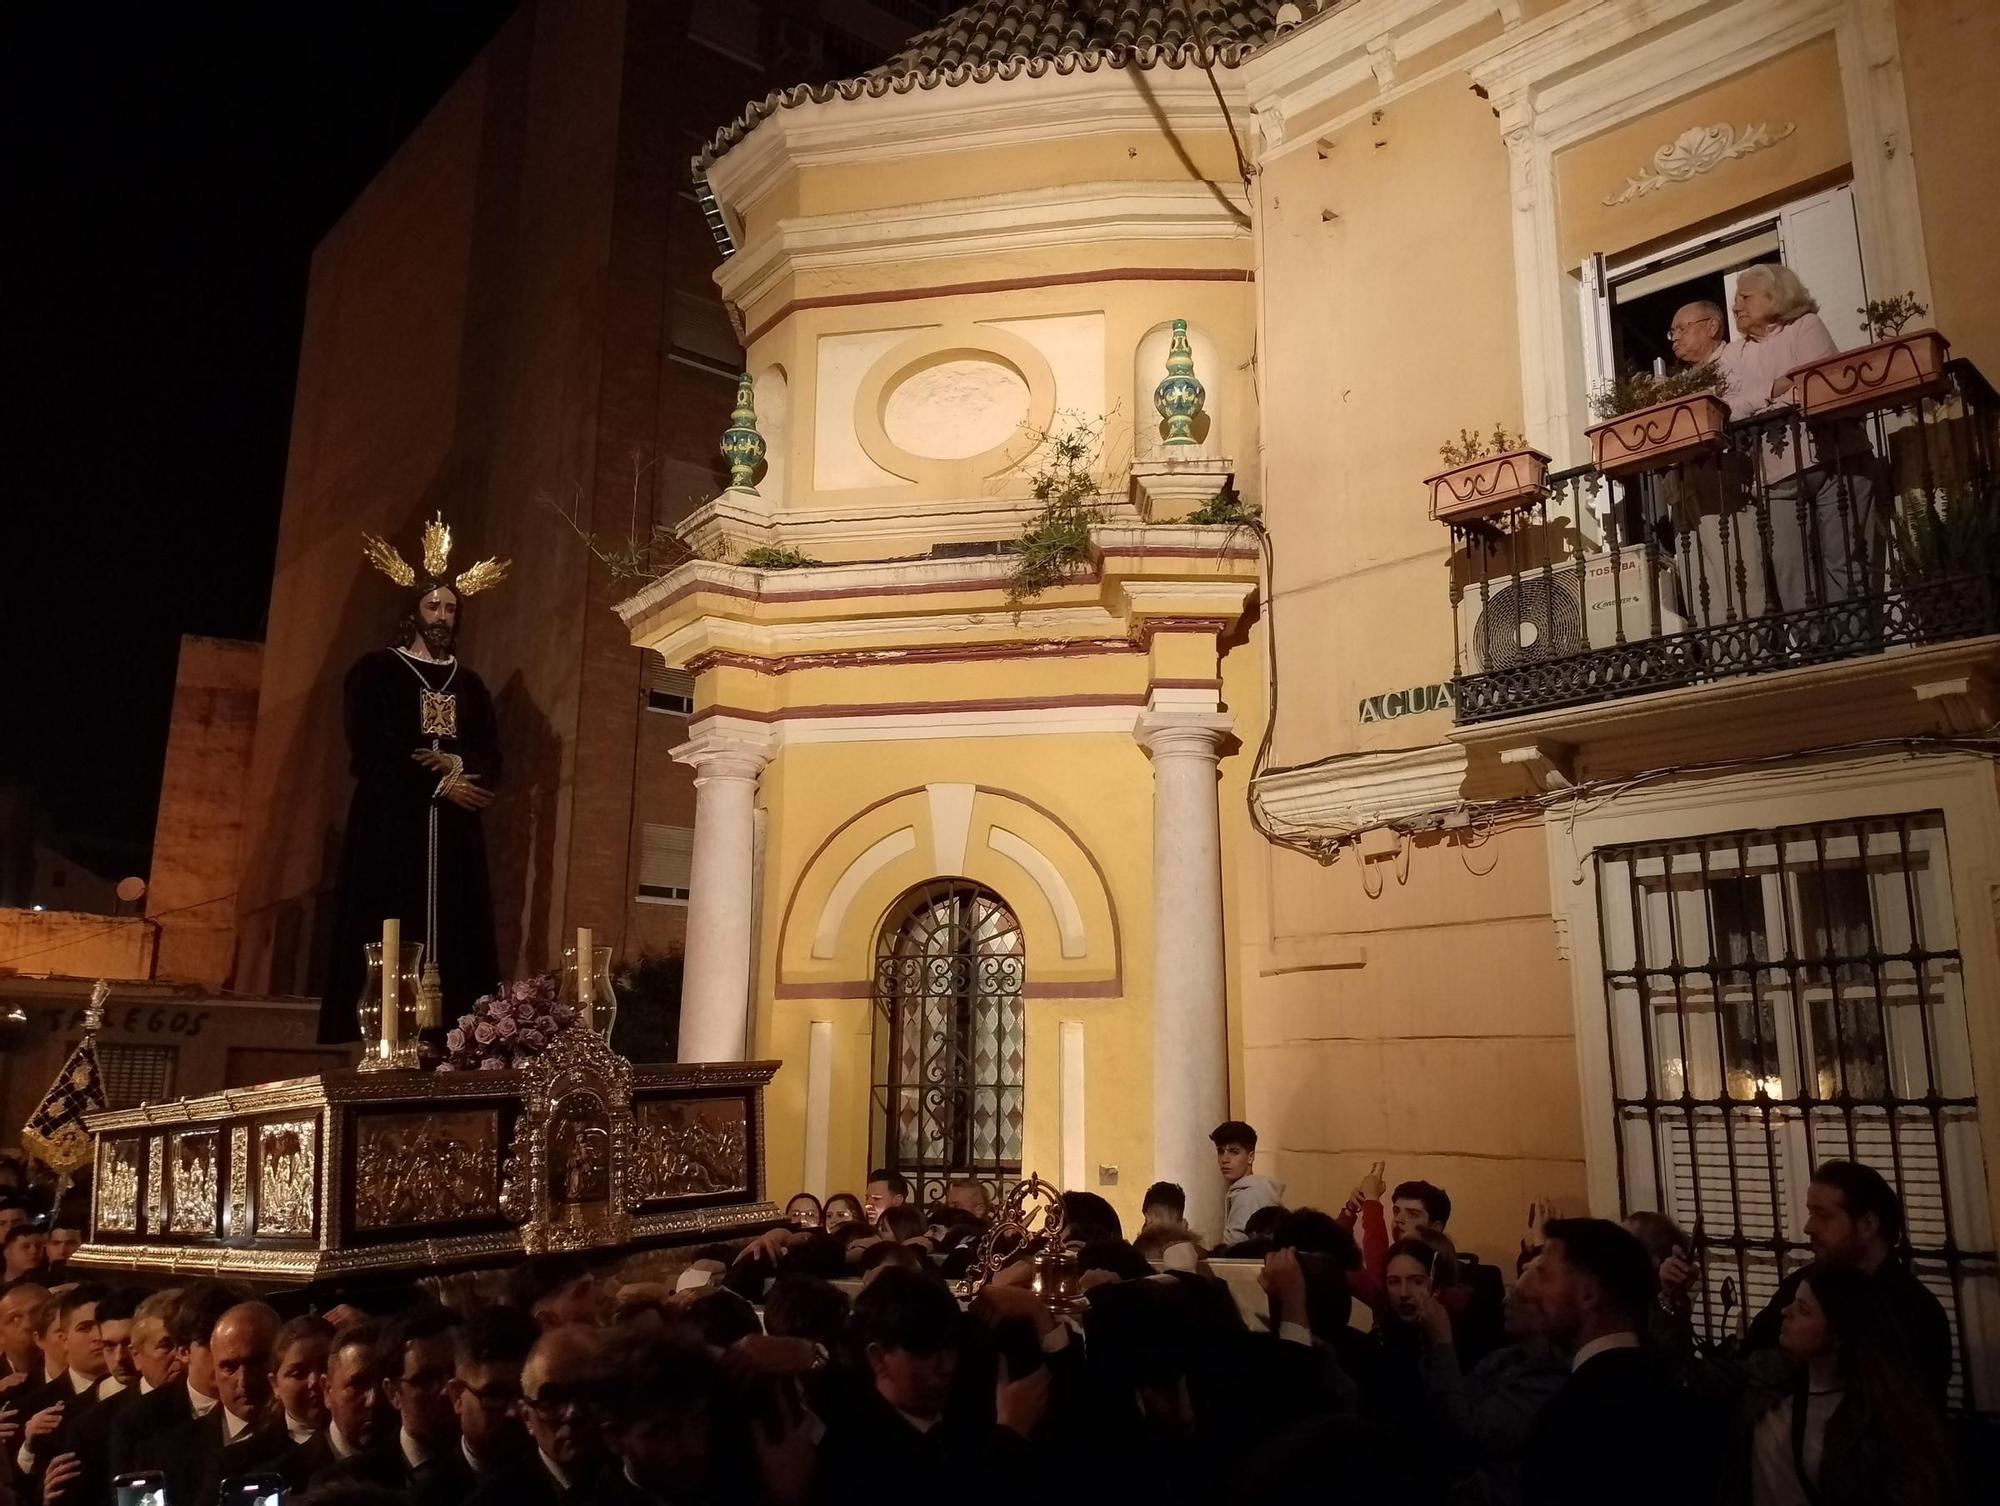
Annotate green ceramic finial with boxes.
[1153,319,1206,447]
[720,372,766,493]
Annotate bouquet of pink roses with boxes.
[436,973,577,1071]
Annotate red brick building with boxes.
[231,0,954,1003]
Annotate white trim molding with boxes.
[989,826,1090,959]
[1253,742,1470,838]
[1462,0,1931,463]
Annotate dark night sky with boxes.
[1,0,520,881]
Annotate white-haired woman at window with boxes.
[1723,263,1839,416]
[1717,263,1875,616]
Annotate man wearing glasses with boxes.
[466,1326,612,1506]
[445,1305,542,1498]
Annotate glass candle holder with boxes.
[560,943,619,1048]
[356,940,425,1072]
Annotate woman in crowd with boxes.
[823,1192,864,1233]
[1747,1261,1958,1506]
[785,1192,824,1231]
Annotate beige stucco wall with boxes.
[1553,37,1851,267]
[1898,0,2000,370]
[1256,71,1522,766]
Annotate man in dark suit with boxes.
[110,1281,249,1476]
[57,1286,148,1506]
[445,1305,541,1495]
[11,1283,110,1490]
[365,1304,474,1505]
[0,1282,48,1389]
[159,1301,285,1506]
[1517,1218,1723,1506]
[465,1326,613,1506]
[1743,1158,1954,1407]
[276,1319,398,1496]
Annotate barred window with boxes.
[96,1043,177,1109]
[1595,813,1997,1408]
[638,824,695,905]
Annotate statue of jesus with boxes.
[319,515,509,1044]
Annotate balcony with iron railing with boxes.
[1436,352,2000,728]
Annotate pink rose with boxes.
[435,1062,456,1073]
[458,1014,478,1032]
[495,1014,518,1038]
[518,1028,545,1052]
[478,1056,506,1070]
[512,997,536,1022]
[445,1029,466,1052]
[473,1021,497,1045]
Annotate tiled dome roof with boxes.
[696,2,1284,173]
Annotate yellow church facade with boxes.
[622,0,2000,1403]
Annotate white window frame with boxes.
[1550,752,2000,1403]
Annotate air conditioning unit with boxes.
[1457,547,1685,673]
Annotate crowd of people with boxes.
[0,1123,1970,1506]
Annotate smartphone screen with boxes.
[219,1475,287,1506]
[113,1473,168,1506]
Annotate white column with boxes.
[803,1020,833,1197]
[672,727,773,1063]
[1059,1019,1087,1192]
[1136,711,1232,1242]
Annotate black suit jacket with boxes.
[463,1452,607,1506]
[110,1381,195,1475]
[1520,1345,1722,1506]
[61,1380,143,1506]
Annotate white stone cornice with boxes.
[1252,742,1470,838]
[717,180,1253,311]
[1135,710,1234,758]
[1241,0,1503,152]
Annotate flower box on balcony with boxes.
[1425,447,1550,525]
[1587,393,1730,478]
[1789,330,1950,421]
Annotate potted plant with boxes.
[1424,425,1550,525]
[1790,293,1950,420]
[1888,479,1997,641]
[1585,362,1731,477]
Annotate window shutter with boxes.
[644,653,695,715]
[638,824,696,904]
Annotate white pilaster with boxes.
[1060,1019,1087,1192]
[672,725,774,1063]
[804,1020,833,1197]
[1135,710,1233,1242]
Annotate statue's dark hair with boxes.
[390,584,461,651]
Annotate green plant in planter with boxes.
[1006,415,1105,607]
[1182,487,1261,526]
[1589,359,1728,421]
[1890,482,1999,583]
[1437,425,1525,468]
[738,544,820,570]
[1861,292,1928,341]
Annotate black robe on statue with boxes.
[319,646,502,1043]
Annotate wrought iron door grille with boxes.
[1594,813,1997,1409]
[870,881,1026,1209]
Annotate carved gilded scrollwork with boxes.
[256,1118,320,1237]
[144,1138,164,1235]
[353,1110,500,1230]
[98,1138,142,1232]
[229,1127,250,1236]
[628,1098,749,1204]
[501,1025,633,1253]
[167,1130,219,1235]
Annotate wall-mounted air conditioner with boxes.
[1456,547,1684,673]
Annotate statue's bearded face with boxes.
[416,589,459,654]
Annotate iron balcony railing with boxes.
[1446,359,2000,724]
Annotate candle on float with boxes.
[381,917,401,1054]
[576,926,595,1030]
